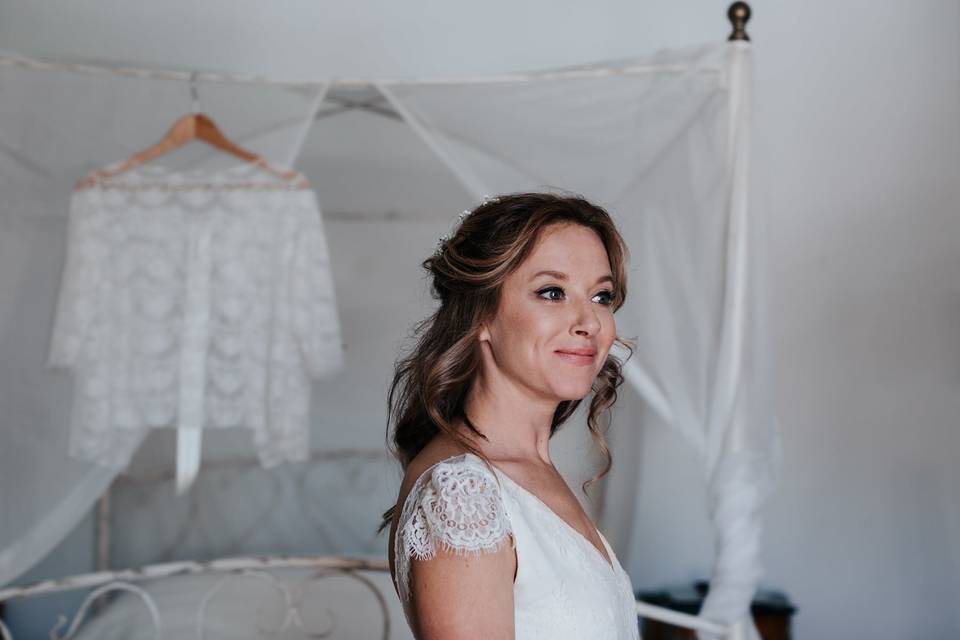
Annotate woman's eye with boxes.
[536,286,615,306]
[595,290,615,306]
[537,286,565,301]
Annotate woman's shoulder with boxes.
[400,432,504,495]
[392,443,514,603]
[399,446,507,529]
[403,441,472,488]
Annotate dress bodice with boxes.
[392,452,639,639]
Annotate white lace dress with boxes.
[47,159,345,489]
[393,452,640,639]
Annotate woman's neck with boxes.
[456,388,556,466]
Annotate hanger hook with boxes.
[189,71,200,114]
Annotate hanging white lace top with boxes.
[393,452,639,639]
[47,159,345,491]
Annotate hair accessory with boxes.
[434,197,497,257]
[435,208,472,256]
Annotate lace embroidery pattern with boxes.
[394,455,514,604]
[48,162,344,471]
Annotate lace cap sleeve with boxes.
[394,455,514,603]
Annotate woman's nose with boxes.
[572,303,601,335]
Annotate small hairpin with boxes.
[436,201,489,257]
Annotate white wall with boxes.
[0,1,957,638]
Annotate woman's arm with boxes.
[409,535,516,639]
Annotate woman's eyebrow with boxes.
[530,270,614,286]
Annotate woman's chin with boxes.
[552,381,594,402]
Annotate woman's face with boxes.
[479,222,618,402]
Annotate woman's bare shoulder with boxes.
[401,434,471,489]
[390,434,470,545]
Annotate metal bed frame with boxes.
[0,445,736,639]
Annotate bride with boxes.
[378,192,639,639]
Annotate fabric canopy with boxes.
[377,40,779,638]
[0,40,778,640]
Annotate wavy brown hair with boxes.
[376,191,635,536]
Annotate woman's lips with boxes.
[555,350,595,365]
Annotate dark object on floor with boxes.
[637,581,796,640]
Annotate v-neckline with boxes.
[462,453,616,573]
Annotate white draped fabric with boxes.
[0,54,325,587]
[378,41,779,638]
[0,39,778,640]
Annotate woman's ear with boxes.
[478,321,490,343]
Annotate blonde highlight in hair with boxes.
[376,191,635,535]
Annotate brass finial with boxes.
[727,2,751,41]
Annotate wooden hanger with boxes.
[89,73,300,184]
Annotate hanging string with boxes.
[190,71,200,113]
[189,70,200,114]
[0,48,720,88]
